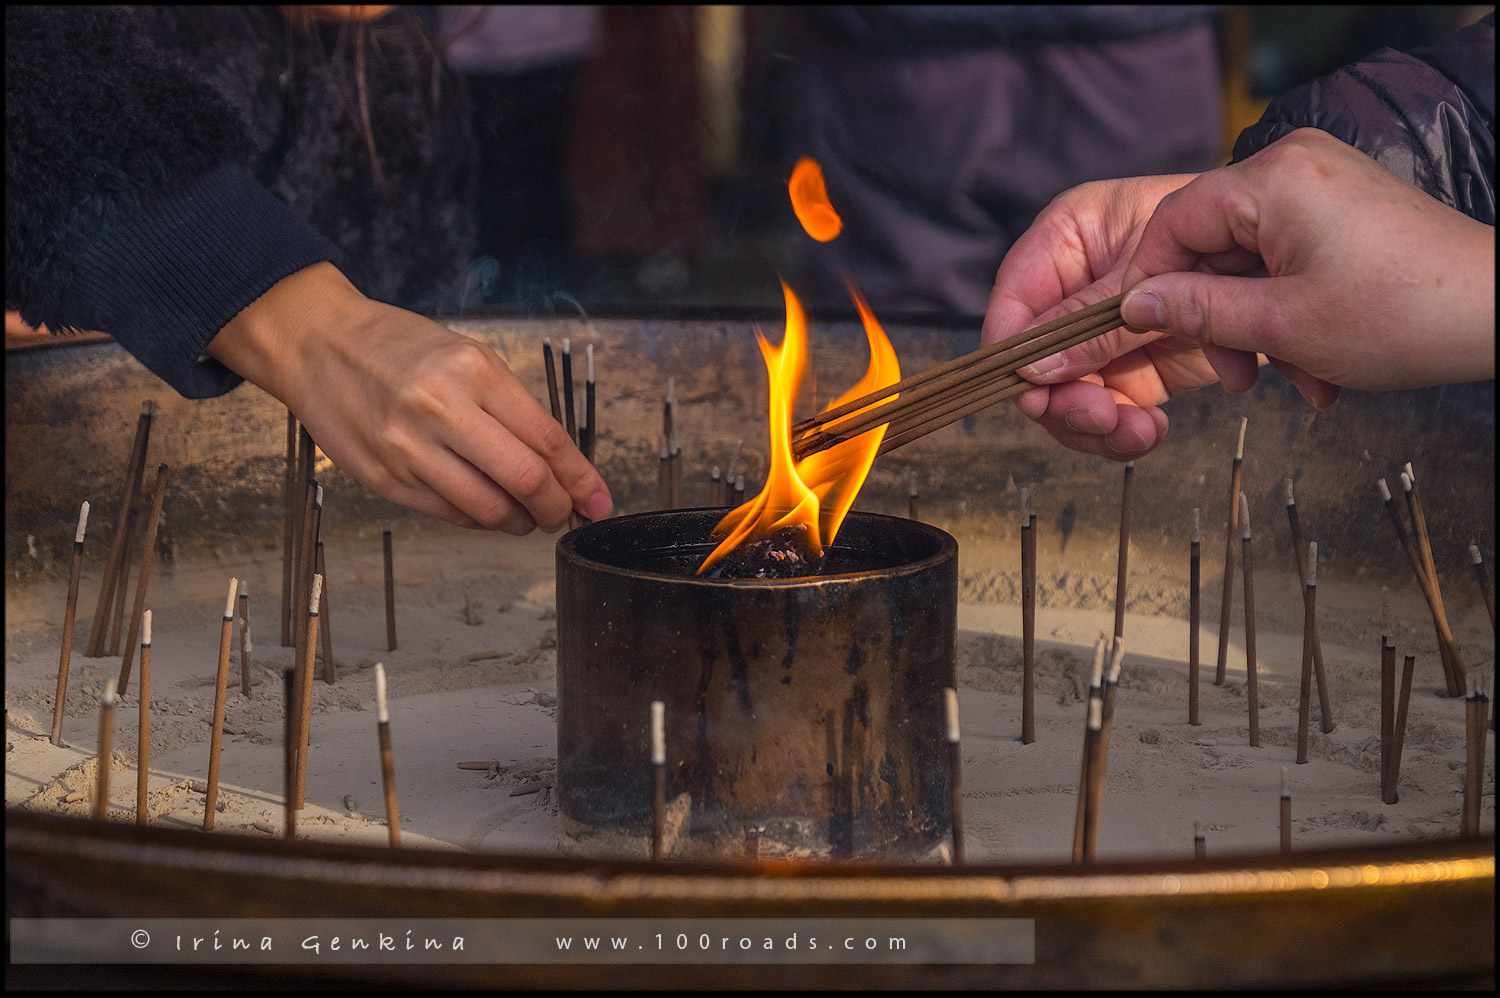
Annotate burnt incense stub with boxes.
[555,508,958,861]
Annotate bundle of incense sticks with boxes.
[1377,471,1467,697]
[542,338,587,529]
[790,295,1126,461]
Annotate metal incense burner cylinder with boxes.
[556,508,958,860]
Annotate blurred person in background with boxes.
[787,5,1226,317]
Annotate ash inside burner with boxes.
[706,524,826,579]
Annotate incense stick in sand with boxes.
[117,464,170,696]
[283,666,296,839]
[1021,485,1036,745]
[1189,507,1201,726]
[1380,629,1396,803]
[1297,543,1317,764]
[1389,652,1416,802]
[204,578,237,830]
[1079,694,1105,863]
[375,663,400,846]
[317,539,335,684]
[1461,673,1488,837]
[281,411,297,647]
[1241,493,1260,748]
[136,611,151,824]
[651,700,666,861]
[1193,820,1206,860]
[238,581,251,698]
[1285,480,1335,733]
[1072,635,1108,862]
[1114,462,1134,643]
[1279,767,1292,854]
[1472,543,1495,634]
[87,401,153,658]
[584,343,597,464]
[294,574,323,810]
[383,525,397,651]
[1216,418,1247,685]
[1083,639,1126,862]
[52,501,90,746]
[95,679,117,819]
[946,688,963,863]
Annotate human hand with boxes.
[982,172,1211,459]
[985,129,1496,460]
[208,262,612,532]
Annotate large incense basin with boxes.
[555,508,958,859]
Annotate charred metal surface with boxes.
[556,509,958,859]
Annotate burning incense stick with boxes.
[710,466,723,507]
[116,464,169,696]
[1216,418,1247,686]
[383,525,397,651]
[1280,767,1292,854]
[1021,485,1036,745]
[1297,542,1317,765]
[908,471,920,521]
[651,700,666,861]
[561,338,577,442]
[316,539,334,684]
[584,343,597,464]
[87,401,153,658]
[204,578,237,831]
[52,501,90,746]
[1115,462,1135,643]
[282,411,297,646]
[1189,507,1201,726]
[1380,631,1396,803]
[136,610,151,824]
[294,574,323,810]
[283,666,296,839]
[238,581,251,698]
[945,687,963,864]
[1193,820,1206,860]
[1241,493,1260,748]
[1472,543,1495,633]
[95,679,117,819]
[1072,635,1108,862]
[1378,479,1459,695]
[375,663,400,846]
[733,474,746,507]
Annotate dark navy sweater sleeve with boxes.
[1232,13,1495,225]
[5,5,339,398]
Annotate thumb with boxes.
[1122,272,1295,358]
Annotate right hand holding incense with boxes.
[207,262,613,532]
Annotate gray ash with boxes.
[707,524,826,579]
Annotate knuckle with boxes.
[507,455,553,500]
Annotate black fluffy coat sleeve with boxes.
[5,5,338,398]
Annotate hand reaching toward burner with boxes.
[984,128,1496,460]
[208,262,613,531]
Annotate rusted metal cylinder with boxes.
[556,508,957,860]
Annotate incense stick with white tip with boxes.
[95,679,117,819]
[293,478,318,669]
[375,663,400,846]
[1462,673,1488,837]
[1189,507,1201,726]
[710,466,723,507]
[293,574,323,810]
[1072,635,1108,862]
[1380,616,1396,803]
[136,610,151,824]
[584,343,596,464]
[204,577,238,830]
[1216,418,1247,685]
[117,463,170,697]
[945,687,963,863]
[1080,694,1106,862]
[316,536,335,684]
[1279,767,1292,853]
[651,700,666,861]
[52,500,90,746]
[1472,543,1494,634]
[282,665,296,839]
[1021,485,1036,745]
[1241,493,1259,747]
[1381,475,1463,696]
[238,581,251,698]
[1297,543,1317,764]
[1084,641,1126,862]
[562,340,582,530]
[733,474,746,507]
[1285,479,1335,732]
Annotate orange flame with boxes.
[788,157,842,242]
[696,156,896,576]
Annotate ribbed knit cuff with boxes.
[69,163,339,399]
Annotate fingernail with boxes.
[1064,409,1095,433]
[1020,353,1066,381]
[584,490,613,520]
[1122,289,1166,331]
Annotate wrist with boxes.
[206,262,373,405]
